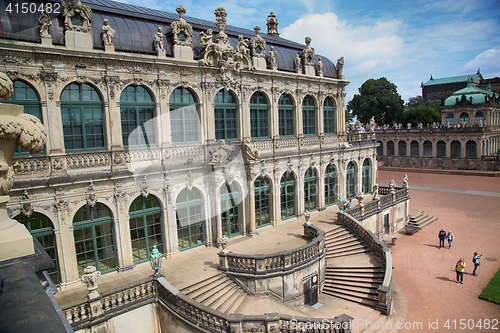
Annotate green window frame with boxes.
[250,92,269,139]
[120,85,156,148]
[437,140,446,158]
[398,140,407,157]
[323,97,336,134]
[6,81,45,155]
[278,94,295,137]
[170,87,199,144]
[61,83,105,151]
[475,111,484,125]
[73,203,116,276]
[387,141,395,157]
[16,212,60,285]
[346,162,356,199]
[302,95,316,135]
[411,140,419,157]
[176,188,205,251]
[304,167,317,212]
[220,183,241,238]
[214,90,238,141]
[324,164,337,207]
[362,159,371,194]
[466,140,476,159]
[280,171,296,220]
[460,112,469,126]
[129,195,163,264]
[451,140,461,158]
[254,176,271,228]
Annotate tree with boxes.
[402,104,441,127]
[347,77,404,125]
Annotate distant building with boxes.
[421,72,483,105]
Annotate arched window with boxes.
[387,141,395,157]
[120,85,156,147]
[278,94,295,137]
[460,112,469,126]
[451,140,461,158]
[423,140,432,157]
[346,162,356,199]
[170,87,199,144]
[411,140,419,157]
[466,140,477,159]
[324,164,337,207]
[220,182,241,238]
[15,212,60,284]
[280,171,295,220]
[214,90,238,141]
[73,203,116,276]
[250,92,269,139]
[446,113,454,125]
[398,140,407,157]
[376,141,383,156]
[302,95,316,135]
[475,111,484,125]
[437,140,446,158]
[362,159,371,194]
[254,176,271,228]
[129,195,163,264]
[176,188,204,250]
[323,97,336,134]
[61,83,105,151]
[304,167,317,212]
[6,81,44,155]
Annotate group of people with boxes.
[439,228,483,284]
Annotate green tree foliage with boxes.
[347,77,404,125]
[402,104,441,127]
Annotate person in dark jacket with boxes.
[438,228,447,249]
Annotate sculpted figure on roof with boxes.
[154,27,165,51]
[171,5,194,47]
[102,19,115,45]
[62,0,92,33]
[250,26,266,58]
[38,9,52,38]
[302,37,314,66]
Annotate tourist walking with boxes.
[438,228,447,249]
[455,258,465,284]
[472,252,482,276]
[447,231,454,249]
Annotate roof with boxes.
[444,81,499,106]
[0,0,338,78]
[422,73,482,87]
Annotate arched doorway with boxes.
[220,182,241,238]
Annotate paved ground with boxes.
[378,170,500,333]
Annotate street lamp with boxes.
[149,244,163,279]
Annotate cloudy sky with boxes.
[116,0,500,103]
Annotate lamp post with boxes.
[149,244,163,279]
[337,194,346,213]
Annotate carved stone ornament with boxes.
[87,193,97,207]
[302,37,315,66]
[80,265,101,299]
[209,140,237,167]
[102,18,115,45]
[54,198,69,214]
[154,27,165,52]
[21,203,34,217]
[170,5,194,46]
[223,167,234,185]
[62,0,93,33]
[388,179,396,192]
[372,184,379,200]
[337,57,344,78]
[38,9,52,38]
[141,187,150,198]
[186,170,194,191]
[113,190,126,203]
[163,182,172,204]
[250,26,266,58]
[403,174,409,189]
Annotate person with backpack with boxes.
[455,258,465,284]
[472,252,482,276]
[447,231,454,249]
[438,228,446,249]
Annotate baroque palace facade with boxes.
[0,0,377,289]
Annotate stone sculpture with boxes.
[102,19,114,45]
[38,10,52,38]
[154,27,165,51]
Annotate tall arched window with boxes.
[302,95,316,135]
[254,176,271,228]
[15,213,60,284]
[170,87,199,144]
[129,195,163,264]
[304,167,317,212]
[466,140,477,159]
[437,140,446,158]
[61,83,105,151]
[451,140,461,158]
[280,171,295,220]
[176,188,204,250]
[214,90,238,141]
[411,140,419,157]
[324,164,337,207]
[387,141,395,157]
[73,203,116,276]
[446,113,454,125]
[376,141,383,156]
[120,85,156,147]
[423,140,432,157]
[220,182,241,238]
[460,112,469,126]
[6,81,44,155]
[475,111,484,125]
[250,92,269,139]
[323,97,336,134]
[398,140,407,157]
[362,159,371,194]
[278,94,295,137]
[346,162,356,199]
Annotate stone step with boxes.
[326,239,366,252]
[326,271,384,279]
[325,231,352,242]
[322,289,378,307]
[326,279,381,289]
[326,275,384,285]
[178,274,221,294]
[323,285,378,300]
[218,290,246,314]
[184,276,231,299]
[327,266,384,273]
[325,235,359,247]
[327,243,369,254]
[209,284,242,311]
[326,247,372,258]
[324,283,378,296]
[409,210,424,220]
[196,278,236,304]
[409,214,437,229]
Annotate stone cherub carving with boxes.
[199,29,214,46]
[237,35,250,55]
[154,27,165,51]
[317,56,323,74]
[102,18,114,45]
[372,184,379,200]
[268,46,277,67]
[38,9,52,38]
[295,53,301,73]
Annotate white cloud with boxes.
[461,48,500,78]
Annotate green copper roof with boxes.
[444,81,498,106]
[422,73,481,86]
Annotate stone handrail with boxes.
[218,223,325,277]
[157,278,353,333]
[346,132,376,142]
